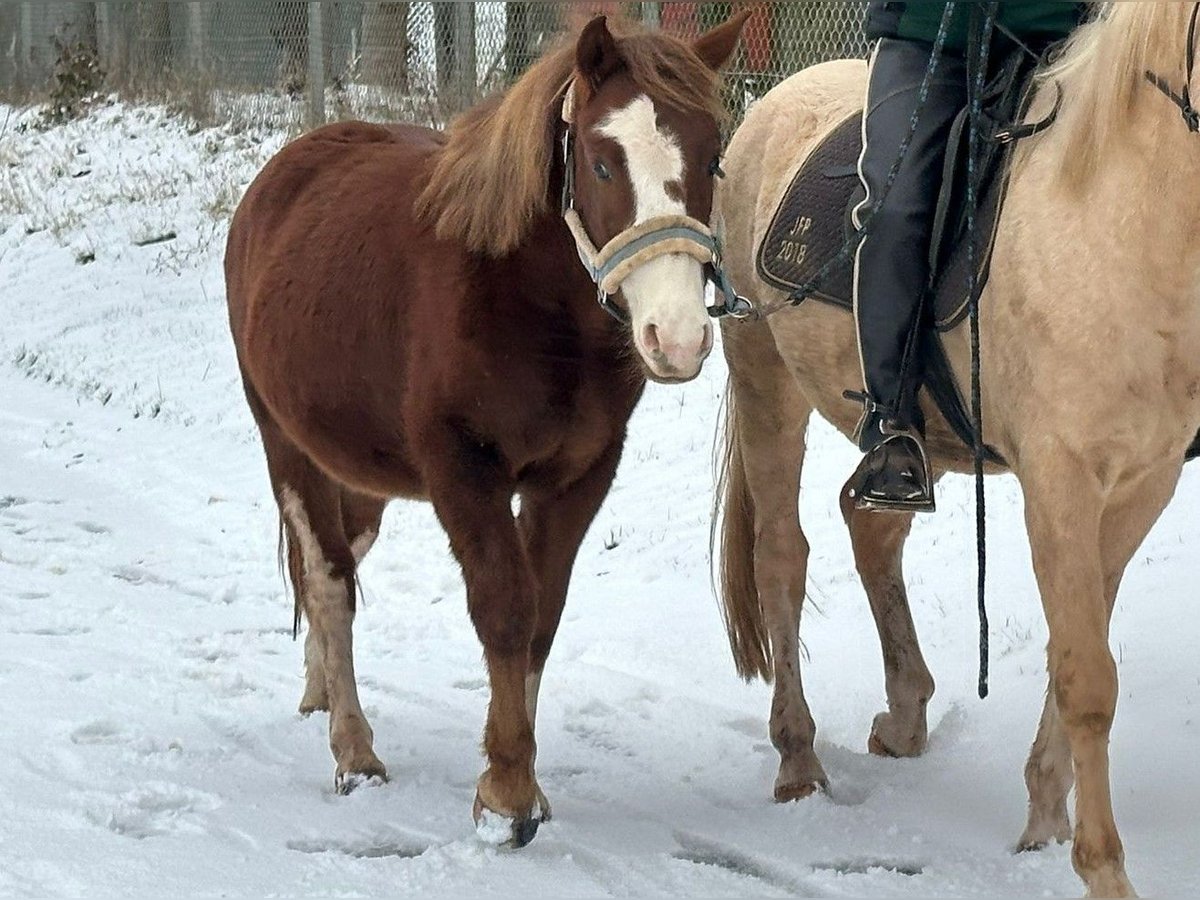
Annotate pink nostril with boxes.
[642,323,662,355]
[700,324,714,356]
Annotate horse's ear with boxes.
[693,8,752,71]
[576,15,623,91]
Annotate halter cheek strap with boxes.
[559,80,753,322]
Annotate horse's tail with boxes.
[277,516,302,639]
[712,380,773,683]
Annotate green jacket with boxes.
[865,1,1087,53]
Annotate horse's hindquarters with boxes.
[226,124,442,500]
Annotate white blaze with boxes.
[598,95,710,380]
[598,95,685,220]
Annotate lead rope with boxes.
[967,1,1000,700]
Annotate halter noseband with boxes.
[559,81,752,323]
[1145,1,1200,134]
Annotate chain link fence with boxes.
[1,2,867,130]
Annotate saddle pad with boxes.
[756,114,860,311]
[755,111,1006,332]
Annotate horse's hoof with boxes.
[535,785,553,823]
[868,731,898,758]
[334,764,388,795]
[1016,818,1071,853]
[473,793,543,849]
[868,712,928,759]
[1083,869,1137,899]
[774,780,825,803]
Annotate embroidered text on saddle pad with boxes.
[756,114,860,311]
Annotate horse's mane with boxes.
[415,19,721,258]
[1035,1,1194,189]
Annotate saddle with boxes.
[757,48,1043,461]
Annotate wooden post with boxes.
[307,1,325,127]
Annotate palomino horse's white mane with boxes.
[1036,1,1197,187]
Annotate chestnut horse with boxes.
[225,13,747,846]
[714,3,1199,896]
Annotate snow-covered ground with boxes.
[1,103,1197,898]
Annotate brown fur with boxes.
[225,12,747,841]
[713,4,1200,895]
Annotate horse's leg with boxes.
[422,429,541,845]
[290,530,328,715]
[263,430,385,790]
[1020,456,1179,898]
[838,485,936,758]
[294,489,386,716]
[1018,689,1073,851]
[724,321,826,800]
[1019,461,1180,872]
[518,444,623,822]
[341,487,386,566]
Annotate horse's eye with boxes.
[593,161,612,182]
[709,157,726,179]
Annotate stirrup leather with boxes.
[848,423,936,513]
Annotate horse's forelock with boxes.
[415,19,723,258]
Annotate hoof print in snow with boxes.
[287,833,428,860]
[70,720,125,745]
[812,858,925,877]
[672,837,804,894]
[88,783,219,839]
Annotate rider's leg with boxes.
[849,37,967,512]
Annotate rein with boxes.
[1144,1,1200,134]
[965,0,1001,701]
[558,82,753,324]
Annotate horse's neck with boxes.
[1026,108,1200,297]
[504,212,621,333]
[1036,5,1200,285]
[1106,127,1199,290]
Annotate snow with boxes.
[1,102,1198,898]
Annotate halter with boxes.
[559,81,753,323]
[1145,1,1200,134]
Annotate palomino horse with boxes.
[226,13,747,846]
[714,3,1199,896]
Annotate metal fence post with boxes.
[187,2,204,74]
[307,1,325,127]
[454,3,476,110]
[18,1,33,89]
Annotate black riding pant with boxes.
[853,38,967,426]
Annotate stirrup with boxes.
[847,424,936,513]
